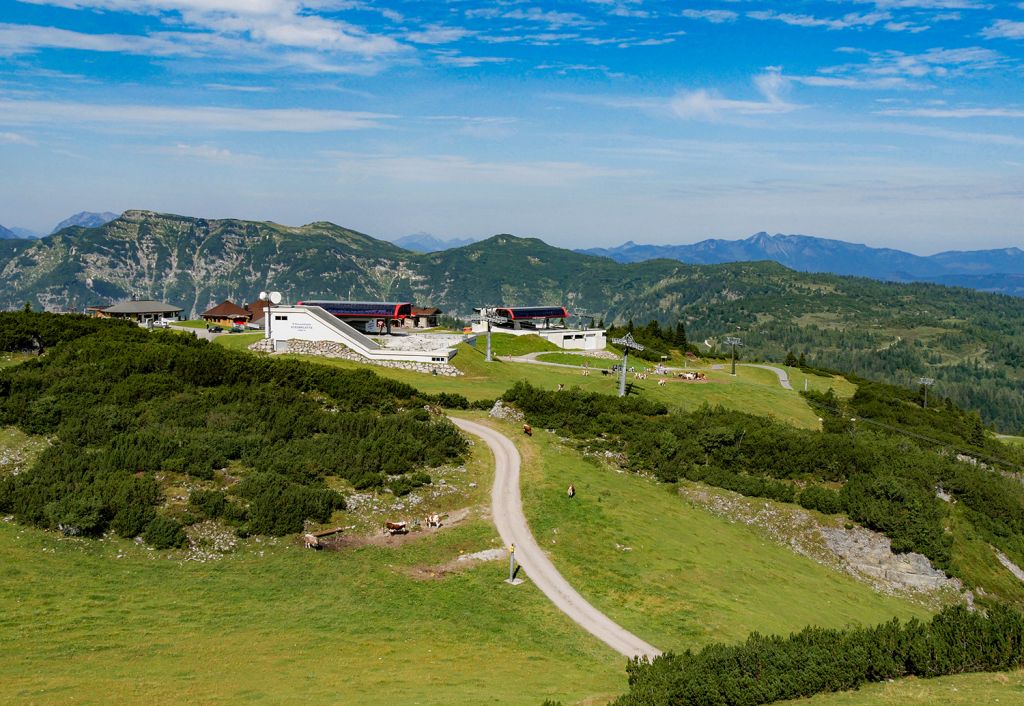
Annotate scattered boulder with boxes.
[489,399,524,422]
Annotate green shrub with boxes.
[142,516,187,549]
[798,486,843,515]
[614,604,1024,706]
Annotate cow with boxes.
[567,484,576,498]
[303,533,320,549]
[658,378,667,386]
[523,423,533,436]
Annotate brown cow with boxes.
[523,423,533,436]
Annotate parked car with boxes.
[208,325,224,333]
[230,325,245,333]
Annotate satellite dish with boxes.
[269,291,282,305]
[259,290,267,301]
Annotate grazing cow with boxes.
[658,378,667,386]
[303,533,320,549]
[523,423,533,436]
[426,513,442,528]
[567,484,576,498]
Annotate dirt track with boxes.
[449,417,661,660]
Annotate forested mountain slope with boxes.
[1,211,1022,432]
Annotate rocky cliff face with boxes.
[0,211,424,317]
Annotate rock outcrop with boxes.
[249,337,462,376]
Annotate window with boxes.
[274,315,288,321]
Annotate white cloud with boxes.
[166,143,235,159]
[405,24,474,46]
[432,50,512,68]
[499,8,594,29]
[670,69,800,120]
[679,9,738,24]
[14,1,406,59]
[0,99,395,132]
[981,20,1024,40]
[0,131,36,145]
[865,1,990,8]
[884,21,931,33]
[0,22,231,57]
[821,46,1005,85]
[748,10,891,31]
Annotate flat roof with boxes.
[102,300,182,314]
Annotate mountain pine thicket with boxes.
[3,211,1022,431]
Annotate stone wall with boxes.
[248,337,462,376]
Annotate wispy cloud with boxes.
[678,9,738,24]
[432,50,512,67]
[876,106,1024,118]
[0,131,36,145]
[405,24,475,46]
[748,10,891,31]
[0,99,395,132]
[820,46,1006,86]
[981,20,1024,40]
[670,70,800,120]
[11,0,408,71]
[341,154,642,185]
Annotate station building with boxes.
[471,305,606,351]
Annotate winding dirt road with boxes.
[450,417,661,660]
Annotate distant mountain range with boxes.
[389,232,477,252]
[2,209,1023,431]
[0,211,120,240]
[581,233,1024,296]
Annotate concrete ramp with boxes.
[266,305,455,364]
[302,305,381,351]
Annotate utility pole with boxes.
[724,336,742,376]
[611,332,645,397]
[473,308,509,362]
[918,377,935,409]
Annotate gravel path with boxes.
[710,362,793,390]
[741,364,794,390]
[449,416,661,660]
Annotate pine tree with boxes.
[674,321,688,348]
[645,319,661,341]
[798,352,807,368]
[785,351,798,367]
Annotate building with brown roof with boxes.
[200,300,251,327]
[406,306,442,329]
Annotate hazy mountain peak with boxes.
[51,211,120,234]
[391,232,478,252]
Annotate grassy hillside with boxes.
[497,416,930,650]
[3,211,1023,431]
[279,342,833,430]
[789,670,1024,705]
[0,437,626,706]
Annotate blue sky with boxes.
[1,1,1022,252]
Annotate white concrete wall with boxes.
[468,323,607,350]
[266,306,454,363]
